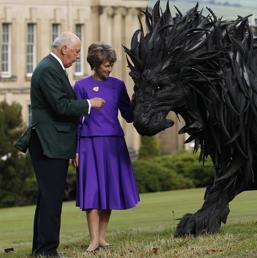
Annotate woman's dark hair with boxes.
[87,42,117,70]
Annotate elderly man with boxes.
[28,32,105,257]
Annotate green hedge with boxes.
[133,159,194,192]
[154,151,215,187]
[0,151,215,207]
[132,151,215,193]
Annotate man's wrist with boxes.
[86,99,91,114]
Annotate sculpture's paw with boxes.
[175,213,196,237]
[175,208,228,237]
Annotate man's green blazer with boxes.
[29,54,89,159]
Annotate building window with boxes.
[52,23,60,43]
[75,24,84,76]
[26,23,36,76]
[1,23,11,78]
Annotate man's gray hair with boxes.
[52,32,79,49]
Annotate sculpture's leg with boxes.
[175,182,237,237]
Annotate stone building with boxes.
[0,0,194,156]
[1,0,257,155]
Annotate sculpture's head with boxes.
[124,1,209,136]
[125,0,257,189]
[130,65,188,136]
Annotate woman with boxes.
[74,42,140,253]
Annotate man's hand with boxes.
[90,97,105,109]
[72,153,79,167]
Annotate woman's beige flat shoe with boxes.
[82,246,99,256]
[99,243,112,249]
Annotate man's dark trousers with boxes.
[29,130,69,257]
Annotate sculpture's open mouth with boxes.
[133,110,174,136]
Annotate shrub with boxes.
[0,154,36,208]
[65,165,77,201]
[169,151,215,187]
[133,151,215,193]
[133,159,194,193]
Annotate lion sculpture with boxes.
[124,0,257,236]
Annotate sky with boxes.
[148,0,257,19]
[148,0,257,8]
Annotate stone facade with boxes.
[0,0,186,154]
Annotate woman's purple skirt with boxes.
[76,136,140,210]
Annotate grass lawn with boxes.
[1,188,257,257]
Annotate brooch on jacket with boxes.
[93,86,99,92]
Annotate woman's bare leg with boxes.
[86,209,100,251]
[99,210,112,246]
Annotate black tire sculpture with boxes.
[124,0,257,236]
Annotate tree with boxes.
[0,101,36,207]
[138,135,160,159]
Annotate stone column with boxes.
[99,6,113,44]
[123,8,141,153]
[124,7,139,97]
[84,6,100,75]
[112,7,126,141]
[66,0,72,31]
[112,7,127,78]
[158,112,185,154]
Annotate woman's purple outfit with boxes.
[74,76,140,210]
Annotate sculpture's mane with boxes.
[125,1,257,188]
